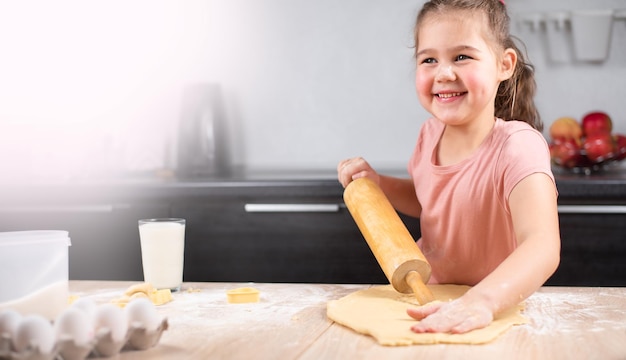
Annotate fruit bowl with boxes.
[549,138,626,175]
[549,111,626,175]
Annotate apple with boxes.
[581,111,612,137]
[582,133,615,162]
[614,133,626,161]
[549,117,582,143]
[550,138,582,168]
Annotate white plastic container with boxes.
[0,231,71,320]
[544,12,572,63]
[570,9,614,62]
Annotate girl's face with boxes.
[415,11,514,128]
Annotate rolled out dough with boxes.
[327,285,526,346]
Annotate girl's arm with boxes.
[379,175,421,218]
[408,172,561,333]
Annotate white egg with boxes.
[13,315,55,354]
[125,298,161,331]
[94,304,128,342]
[70,297,98,321]
[54,308,94,347]
[0,309,22,338]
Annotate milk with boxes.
[139,220,185,291]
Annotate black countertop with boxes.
[549,166,626,201]
[2,166,626,205]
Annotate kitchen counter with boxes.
[70,281,626,360]
[3,166,626,204]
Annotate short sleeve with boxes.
[497,128,556,200]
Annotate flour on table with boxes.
[326,284,527,346]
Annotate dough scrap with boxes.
[125,282,154,297]
[327,285,526,346]
[111,282,173,307]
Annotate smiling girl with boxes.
[337,0,560,334]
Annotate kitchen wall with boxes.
[207,0,424,172]
[1,0,624,183]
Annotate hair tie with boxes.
[499,0,505,4]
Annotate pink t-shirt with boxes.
[408,117,556,285]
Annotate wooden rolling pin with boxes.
[343,177,435,305]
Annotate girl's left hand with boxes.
[407,296,494,334]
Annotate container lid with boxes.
[0,230,71,246]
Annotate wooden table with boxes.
[69,281,626,360]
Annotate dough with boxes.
[327,285,526,345]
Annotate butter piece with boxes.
[149,288,173,305]
[226,287,260,304]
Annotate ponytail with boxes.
[495,39,542,132]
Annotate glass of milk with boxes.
[138,218,186,291]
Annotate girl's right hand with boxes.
[337,157,379,188]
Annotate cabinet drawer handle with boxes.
[244,204,340,213]
[558,205,626,214]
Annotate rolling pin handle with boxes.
[405,270,435,305]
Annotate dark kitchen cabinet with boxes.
[2,170,624,286]
[170,183,421,284]
[171,175,626,287]
[546,204,626,286]
[0,185,169,281]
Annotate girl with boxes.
[337,0,560,334]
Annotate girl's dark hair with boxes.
[413,0,542,131]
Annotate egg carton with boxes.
[0,317,168,360]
